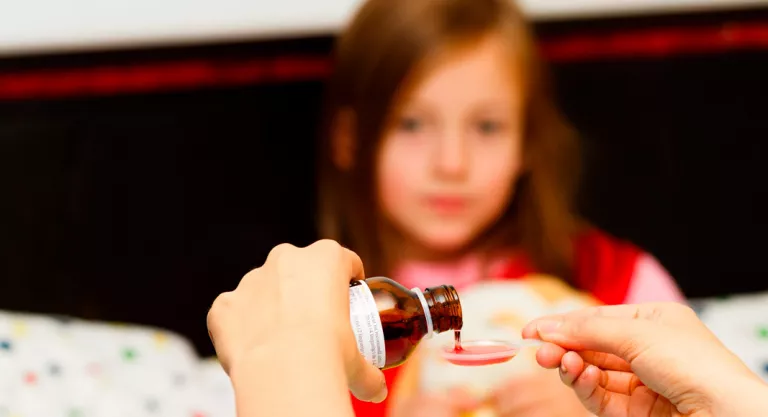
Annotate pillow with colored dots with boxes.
[690,291,768,382]
[0,310,235,417]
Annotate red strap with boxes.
[493,229,641,305]
[570,230,640,305]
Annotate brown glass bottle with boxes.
[349,276,462,370]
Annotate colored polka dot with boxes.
[49,363,62,376]
[153,332,168,349]
[757,326,768,339]
[68,408,84,417]
[86,363,101,376]
[122,348,138,361]
[763,361,768,375]
[173,373,186,387]
[12,321,27,337]
[145,398,160,413]
[0,340,11,351]
[192,412,206,417]
[24,371,37,385]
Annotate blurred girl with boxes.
[317,0,684,415]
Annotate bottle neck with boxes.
[423,285,463,334]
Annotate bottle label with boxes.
[349,281,387,368]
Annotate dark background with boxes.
[1,8,767,356]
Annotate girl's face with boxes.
[377,35,524,254]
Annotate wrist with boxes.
[227,331,353,417]
[710,375,768,416]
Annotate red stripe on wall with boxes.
[541,22,768,61]
[0,22,766,100]
[0,57,332,100]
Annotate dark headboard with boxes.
[2,8,767,356]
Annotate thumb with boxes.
[529,315,660,362]
[346,352,388,403]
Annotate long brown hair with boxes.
[317,0,580,281]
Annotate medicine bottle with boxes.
[349,276,462,369]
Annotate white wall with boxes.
[0,0,764,56]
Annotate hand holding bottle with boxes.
[207,240,387,409]
[523,303,768,417]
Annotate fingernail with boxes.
[536,319,562,336]
[559,360,575,386]
[559,366,572,386]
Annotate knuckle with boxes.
[310,239,347,269]
[597,388,611,414]
[268,243,298,273]
[615,337,644,362]
[268,243,296,260]
[208,291,235,326]
[567,316,589,337]
[590,351,610,368]
[211,291,235,312]
[311,239,344,255]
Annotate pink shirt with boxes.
[395,252,684,304]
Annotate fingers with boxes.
[337,243,377,403]
[537,347,639,394]
[523,314,661,363]
[522,303,694,341]
[304,241,377,401]
[555,304,666,320]
[569,364,630,416]
[535,344,631,374]
[342,247,365,282]
[206,291,236,372]
[556,353,646,417]
[534,342,568,368]
[579,351,632,372]
[346,349,387,403]
[305,240,365,283]
[558,351,586,385]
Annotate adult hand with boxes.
[207,240,387,403]
[522,302,768,417]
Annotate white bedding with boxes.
[0,291,765,416]
[0,311,234,417]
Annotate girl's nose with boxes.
[432,132,468,180]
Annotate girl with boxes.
[317,0,685,415]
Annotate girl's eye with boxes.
[477,119,502,135]
[398,116,422,133]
